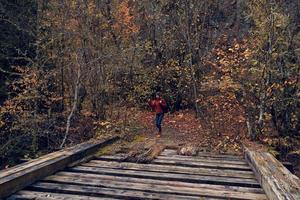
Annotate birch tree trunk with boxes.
[258,0,274,133]
[60,54,81,149]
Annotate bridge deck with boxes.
[7,149,268,200]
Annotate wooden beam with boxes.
[0,136,119,199]
[245,148,300,200]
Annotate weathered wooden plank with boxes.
[161,149,178,156]
[53,171,264,194]
[96,155,252,171]
[152,158,252,171]
[44,172,264,194]
[161,149,244,161]
[196,152,243,160]
[105,152,246,164]
[0,151,66,179]
[0,136,119,199]
[68,165,260,187]
[157,155,248,165]
[7,190,121,200]
[28,182,222,200]
[195,155,244,162]
[85,160,256,179]
[42,174,267,200]
[245,148,300,200]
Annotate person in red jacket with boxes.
[148,92,167,137]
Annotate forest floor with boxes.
[95,107,300,178]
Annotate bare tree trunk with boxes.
[60,60,81,149]
[246,118,252,137]
[60,63,64,111]
[189,55,201,117]
[32,0,42,155]
[257,1,275,135]
[59,0,66,112]
[234,0,242,38]
[183,0,201,118]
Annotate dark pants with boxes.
[155,113,164,133]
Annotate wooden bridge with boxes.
[1,136,299,200]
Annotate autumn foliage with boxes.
[113,0,139,38]
[0,0,299,172]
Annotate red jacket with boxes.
[149,98,167,114]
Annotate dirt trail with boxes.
[136,110,248,154]
[99,109,250,162]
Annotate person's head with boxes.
[155,92,161,99]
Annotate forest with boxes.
[0,0,299,177]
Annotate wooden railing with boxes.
[0,136,119,199]
[245,148,300,200]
